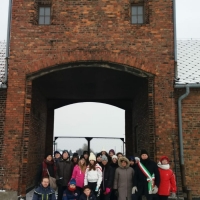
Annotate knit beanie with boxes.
[62,150,69,156]
[101,147,106,152]
[44,153,52,159]
[69,178,76,186]
[160,156,169,163]
[89,152,96,161]
[128,156,135,161]
[83,151,89,155]
[140,149,149,156]
[96,153,102,158]
[80,155,85,160]
[112,155,118,160]
[54,151,60,157]
[109,149,115,155]
[72,152,79,158]
[101,155,108,161]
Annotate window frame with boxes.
[38,5,51,25]
[130,4,145,25]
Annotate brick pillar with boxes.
[1,72,26,192]
[154,76,175,160]
[0,90,7,188]
[125,109,133,156]
[45,109,54,155]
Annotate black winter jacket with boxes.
[32,184,56,200]
[133,158,160,196]
[56,158,73,186]
[79,193,97,200]
[100,163,115,191]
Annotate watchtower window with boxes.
[131,6,144,24]
[39,6,51,25]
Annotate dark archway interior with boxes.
[26,65,151,190]
[33,67,148,110]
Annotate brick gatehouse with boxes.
[0,0,200,199]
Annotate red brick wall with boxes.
[24,82,47,191]
[1,0,178,196]
[0,90,7,187]
[175,88,200,196]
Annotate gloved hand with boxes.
[132,186,138,194]
[95,186,99,192]
[171,192,176,198]
[135,157,140,163]
[152,185,158,194]
[104,188,111,195]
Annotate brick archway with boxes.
[24,50,157,78]
[19,58,155,196]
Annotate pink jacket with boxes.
[71,165,85,188]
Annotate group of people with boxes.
[32,148,177,200]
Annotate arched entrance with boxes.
[21,61,155,194]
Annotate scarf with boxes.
[157,161,170,170]
[138,161,155,194]
[42,160,56,177]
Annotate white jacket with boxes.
[84,163,102,188]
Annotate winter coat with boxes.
[100,163,115,192]
[62,188,80,200]
[36,160,56,185]
[133,158,160,196]
[157,162,177,196]
[32,184,56,200]
[84,163,102,188]
[113,157,134,200]
[110,162,118,172]
[79,192,97,200]
[56,158,73,186]
[71,164,85,188]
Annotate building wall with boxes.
[175,88,200,197]
[0,90,7,187]
[131,78,150,156]
[0,0,177,196]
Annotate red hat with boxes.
[160,156,169,162]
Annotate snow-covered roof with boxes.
[0,39,200,86]
[0,41,6,85]
[176,39,200,84]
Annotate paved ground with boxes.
[26,189,58,200]
[26,190,34,200]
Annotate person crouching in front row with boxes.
[62,178,80,200]
[79,185,97,200]
[32,177,56,200]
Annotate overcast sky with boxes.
[0,0,200,154]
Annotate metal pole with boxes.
[85,137,92,153]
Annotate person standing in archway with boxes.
[71,156,87,194]
[132,149,160,200]
[56,150,73,200]
[71,152,79,168]
[83,151,89,166]
[84,152,102,195]
[32,177,56,200]
[113,157,134,200]
[100,155,115,200]
[35,153,56,187]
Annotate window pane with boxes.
[45,7,51,15]
[138,16,144,24]
[131,6,137,15]
[131,16,137,24]
[39,16,44,24]
[138,6,143,15]
[39,7,45,15]
[45,16,50,25]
